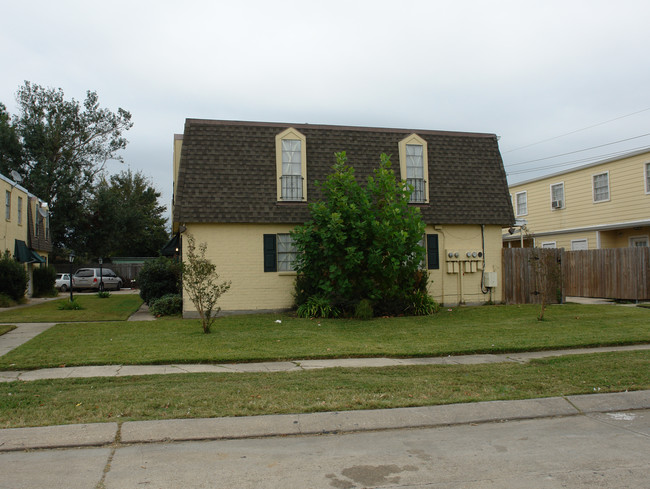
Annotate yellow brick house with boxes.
[1,172,52,296]
[504,149,650,250]
[172,120,514,316]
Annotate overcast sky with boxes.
[2,0,650,224]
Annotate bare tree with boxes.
[182,234,231,333]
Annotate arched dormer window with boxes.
[398,134,429,203]
[276,128,307,202]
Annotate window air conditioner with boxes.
[551,200,563,209]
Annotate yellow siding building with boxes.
[1,172,52,296]
[505,149,650,250]
[173,120,514,315]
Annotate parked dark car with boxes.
[73,268,122,291]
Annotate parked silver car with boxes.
[73,268,122,291]
[55,273,73,292]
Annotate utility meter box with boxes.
[484,271,498,288]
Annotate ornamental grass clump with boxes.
[57,299,83,310]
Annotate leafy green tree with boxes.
[292,152,427,316]
[0,103,24,172]
[182,234,231,334]
[86,169,168,258]
[0,81,133,254]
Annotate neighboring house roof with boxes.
[173,119,514,226]
[509,148,650,187]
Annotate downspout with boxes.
[481,224,489,296]
[438,226,445,306]
[459,264,464,304]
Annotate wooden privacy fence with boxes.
[503,247,650,303]
[503,248,564,305]
[563,247,649,300]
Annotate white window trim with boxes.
[515,190,528,217]
[5,191,10,221]
[645,161,650,195]
[629,235,649,247]
[398,134,429,203]
[541,241,556,248]
[592,171,610,203]
[275,128,307,202]
[571,239,588,250]
[549,182,565,210]
[17,196,22,225]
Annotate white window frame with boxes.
[277,233,297,272]
[275,128,307,202]
[398,134,429,203]
[645,162,650,194]
[571,239,588,251]
[541,241,556,248]
[550,182,564,210]
[515,191,527,216]
[5,191,10,221]
[629,235,649,247]
[592,171,610,203]
[17,196,22,225]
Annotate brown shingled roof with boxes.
[173,119,515,226]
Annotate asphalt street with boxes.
[1,407,648,489]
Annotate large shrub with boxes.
[32,266,57,297]
[0,251,28,301]
[137,257,181,305]
[292,152,429,316]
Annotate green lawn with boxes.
[1,303,648,370]
[0,325,16,336]
[1,350,647,428]
[0,294,143,323]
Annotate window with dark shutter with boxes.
[263,234,277,272]
[426,234,439,270]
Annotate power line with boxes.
[506,144,650,176]
[503,107,650,154]
[505,132,650,168]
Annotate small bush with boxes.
[57,299,83,310]
[0,251,28,301]
[96,291,111,299]
[137,257,181,305]
[0,293,16,308]
[297,295,341,319]
[408,290,439,316]
[150,293,182,316]
[354,299,374,320]
[32,266,58,297]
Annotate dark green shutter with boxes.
[426,234,439,270]
[263,234,277,272]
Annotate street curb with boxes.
[2,390,648,452]
[0,423,118,452]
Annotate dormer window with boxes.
[399,134,429,203]
[276,128,307,202]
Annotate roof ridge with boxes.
[183,118,498,139]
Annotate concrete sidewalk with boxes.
[1,343,649,383]
[1,389,648,452]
